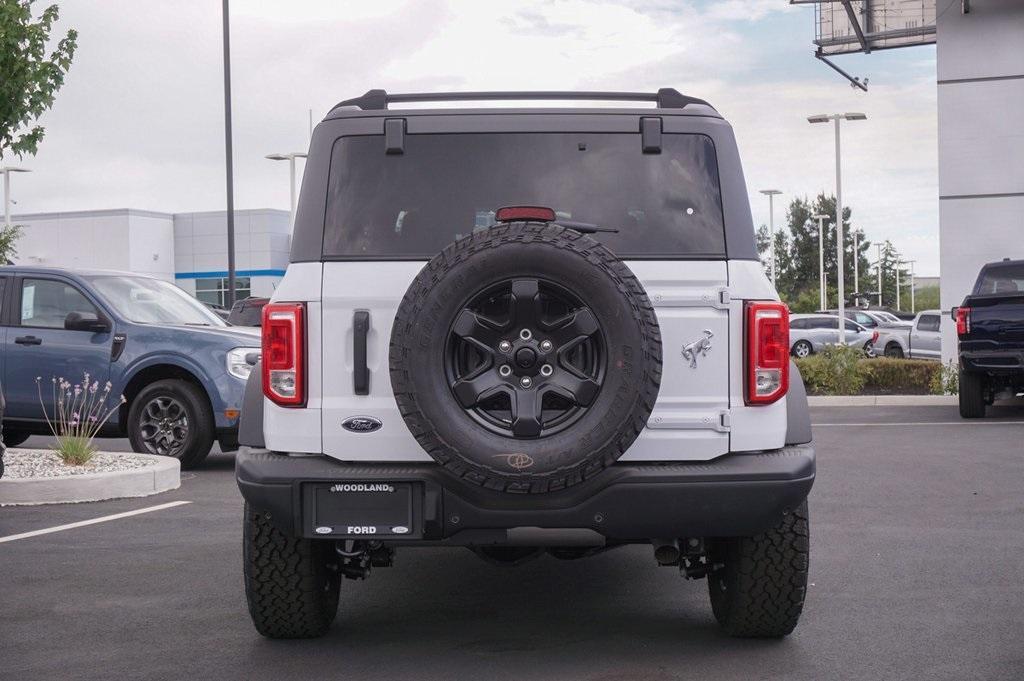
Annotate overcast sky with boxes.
[8,0,939,274]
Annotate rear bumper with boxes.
[235,445,815,543]
[961,350,1024,375]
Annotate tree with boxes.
[0,1,78,159]
[0,223,22,263]
[757,194,871,310]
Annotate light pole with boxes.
[759,189,783,285]
[812,213,829,310]
[266,152,308,229]
[853,229,860,295]
[1,166,31,230]
[895,257,902,311]
[222,0,237,309]
[903,259,917,313]
[876,243,883,306]
[808,112,866,343]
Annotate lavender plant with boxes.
[35,373,126,465]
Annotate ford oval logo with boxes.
[342,416,383,433]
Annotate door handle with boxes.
[14,335,42,346]
[353,310,370,395]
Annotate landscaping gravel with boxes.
[2,449,158,479]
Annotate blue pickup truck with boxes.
[956,258,1024,418]
[0,267,262,467]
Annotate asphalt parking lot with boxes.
[2,405,1023,681]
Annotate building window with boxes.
[194,277,250,307]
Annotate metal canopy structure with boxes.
[792,1,937,90]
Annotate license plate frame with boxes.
[304,481,418,539]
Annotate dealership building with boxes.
[8,207,290,307]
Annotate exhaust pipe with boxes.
[652,538,681,566]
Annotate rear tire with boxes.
[884,343,904,359]
[243,503,340,639]
[707,500,809,638]
[2,429,32,448]
[958,370,987,419]
[127,379,214,469]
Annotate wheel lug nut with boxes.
[499,365,512,377]
[519,328,532,340]
[499,340,512,353]
[520,376,533,388]
[540,364,553,377]
[539,340,553,352]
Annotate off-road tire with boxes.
[390,221,662,493]
[243,503,340,639]
[127,379,214,469]
[958,370,987,419]
[707,500,809,638]
[1,429,32,448]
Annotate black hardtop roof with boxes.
[327,88,716,119]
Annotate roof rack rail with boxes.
[329,88,711,113]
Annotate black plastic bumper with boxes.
[961,350,1024,375]
[235,446,815,544]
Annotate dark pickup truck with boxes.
[955,259,1024,418]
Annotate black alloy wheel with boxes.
[445,278,604,439]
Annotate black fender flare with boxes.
[238,361,266,448]
[786,361,812,445]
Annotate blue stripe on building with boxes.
[174,269,287,280]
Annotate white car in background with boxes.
[790,314,878,358]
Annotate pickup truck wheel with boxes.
[707,500,809,638]
[958,370,987,419]
[127,379,214,469]
[2,430,32,448]
[390,222,661,493]
[243,503,340,638]
[884,342,904,359]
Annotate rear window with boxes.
[974,263,1024,295]
[917,314,940,332]
[323,132,725,259]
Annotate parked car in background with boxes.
[955,258,1024,418]
[789,314,877,357]
[203,301,231,321]
[873,310,942,360]
[820,308,911,329]
[227,296,269,327]
[0,267,261,468]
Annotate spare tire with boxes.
[389,222,662,493]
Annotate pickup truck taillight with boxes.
[262,302,306,407]
[745,301,789,405]
[956,307,971,336]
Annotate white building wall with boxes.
[937,0,1024,365]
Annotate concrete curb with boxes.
[0,453,180,506]
[808,395,958,407]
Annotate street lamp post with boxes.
[876,243,883,306]
[903,259,917,313]
[895,258,902,311]
[759,189,783,285]
[812,213,829,310]
[221,0,237,309]
[265,152,308,228]
[853,229,860,295]
[808,112,866,343]
[1,166,31,230]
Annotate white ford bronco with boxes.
[236,89,814,639]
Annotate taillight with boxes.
[871,330,879,344]
[956,307,971,336]
[262,302,305,406]
[745,301,789,405]
[495,205,557,222]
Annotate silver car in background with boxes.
[873,310,943,360]
[790,314,878,358]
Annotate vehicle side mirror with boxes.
[65,311,111,333]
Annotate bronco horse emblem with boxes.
[681,329,714,369]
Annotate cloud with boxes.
[11,0,939,274]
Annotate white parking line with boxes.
[815,421,1024,427]
[0,500,192,544]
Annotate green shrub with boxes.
[862,358,937,395]
[795,345,867,395]
[795,348,948,396]
[929,361,959,395]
